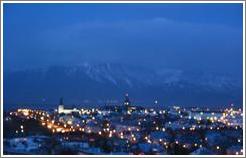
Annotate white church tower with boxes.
[58,97,64,114]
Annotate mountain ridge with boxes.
[3,62,243,108]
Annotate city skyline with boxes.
[1,2,245,156]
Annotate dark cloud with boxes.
[3,4,243,77]
[6,17,242,75]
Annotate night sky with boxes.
[3,3,243,75]
[3,3,244,108]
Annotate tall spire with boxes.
[124,93,130,106]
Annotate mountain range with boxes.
[4,62,243,109]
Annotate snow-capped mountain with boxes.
[3,62,243,108]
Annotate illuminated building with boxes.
[58,97,80,114]
[123,93,136,114]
